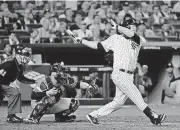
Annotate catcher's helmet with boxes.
[49,62,66,73]
[121,18,136,28]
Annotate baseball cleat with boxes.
[23,117,38,124]
[150,114,166,125]
[86,115,99,125]
[6,114,23,123]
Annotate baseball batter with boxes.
[71,19,166,125]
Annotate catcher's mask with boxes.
[49,62,66,75]
[16,46,31,67]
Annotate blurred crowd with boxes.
[0,0,179,47]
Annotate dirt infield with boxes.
[0,104,180,130]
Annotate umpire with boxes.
[0,46,36,123]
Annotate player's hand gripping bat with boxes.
[66,29,82,44]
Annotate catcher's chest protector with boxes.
[33,76,56,92]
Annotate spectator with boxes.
[34,19,56,43]
[43,2,51,11]
[27,2,35,13]
[172,1,180,13]
[49,15,60,33]
[89,15,106,31]
[118,2,135,19]
[35,0,44,9]
[78,1,90,18]
[2,43,13,60]
[12,22,21,30]
[138,65,153,103]
[160,3,177,22]
[55,21,69,43]
[30,29,40,44]
[64,8,74,25]
[2,8,13,24]
[115,15,123,26]
[70,13,83,31]
[135,12,145,26]
[140,2,150,20]
[8,33,19,45]
[136,22,147,37]
[155,22,175,38]
[17,9,37,31]
[161,63,180,104]
[73,21,93,39]
[0,2,8,11]
[91,27,102,42]
[148,5,164,26]
[40,9,51,25]
[83,7,96,26]
[102,22,112,38]
[106,8,115,22]
[12,1,21,10]
[97,2,108,22]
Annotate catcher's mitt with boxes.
[57,73,76,88]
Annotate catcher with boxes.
[24,62,99,124]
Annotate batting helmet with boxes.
[121,18,136,28]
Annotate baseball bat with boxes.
[66,29,76,38]
[66,29,82,44]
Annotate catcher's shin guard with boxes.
[29,96,56,123]
[55,99,80,117]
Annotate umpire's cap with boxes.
[121,18,136,28]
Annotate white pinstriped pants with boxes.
[90,69,148,118]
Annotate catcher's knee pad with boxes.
[70,99,80,112]
[60,99,80,116]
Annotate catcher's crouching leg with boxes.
[55,99,80,122]
[24,96,56,124]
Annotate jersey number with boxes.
[0,69,6,76]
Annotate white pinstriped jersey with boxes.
[101,34,142,71]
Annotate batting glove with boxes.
[72,37,82,44]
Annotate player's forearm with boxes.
[117,25,135,37]
[81,39,98,49]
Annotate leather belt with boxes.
[119,69,134,74]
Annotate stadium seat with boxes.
[40,38,50,43]
[26,23,42,32]
[10,30,30,37]
[165,36,178,41]
[145,36,165,42]
[171,24,180,32]
[54,37,62,43]
[152,24,162,30]
[19,36,30,44]
[0,30,9,36]
[62,36,72,44]
[5,23,14,30]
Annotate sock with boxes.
[143,106,158,120]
